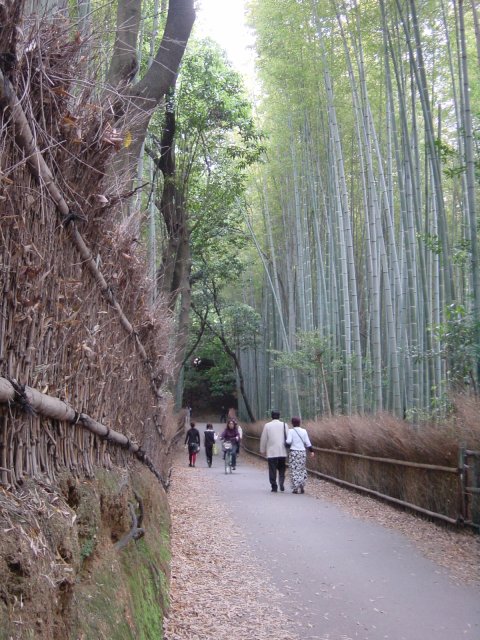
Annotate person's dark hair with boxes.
[271,410,280,419]
[291,416,301,427]
[206,423,213,429]
[190,421,195,428]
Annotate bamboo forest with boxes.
[183,0,480,424]
[1,1,480,638]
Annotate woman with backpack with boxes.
[185,421,201,467]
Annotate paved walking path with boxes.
[194,423,480,640]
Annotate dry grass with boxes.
[248,396,480,466]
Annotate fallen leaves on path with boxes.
[163,457,299,640]
[164,451,479,640]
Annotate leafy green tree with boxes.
[190,245,262,421]
[433,305,480,392]
[145,38,263,400]
[183,338,236,412]
[272,331,343,417]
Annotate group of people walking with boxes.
[184,418,242,468]
[184,409,314,495]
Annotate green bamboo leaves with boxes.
[242,0,479,420]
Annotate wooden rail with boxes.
[463,449,480,528]
[313,446,458,474]
[242,433,479,530]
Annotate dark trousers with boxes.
[205,444,213,467]
[223,447,237,468]
[268,457,286,490]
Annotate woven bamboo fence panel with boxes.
[0,4,177,487]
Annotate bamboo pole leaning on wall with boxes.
[0,377,169,489]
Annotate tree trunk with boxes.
[106,0,142,87]
[106,0,195,193]
[223,344,256,422]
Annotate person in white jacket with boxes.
[259,410,289,492]
[285,417,315,493]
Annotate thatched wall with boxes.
[0,2,178,486]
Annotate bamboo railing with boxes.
[242,432,479,529]
[0,377,177,488]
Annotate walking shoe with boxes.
[271,487,278,492]
[280,485,285,492]
[292,489,298,494]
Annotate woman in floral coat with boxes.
[285,417,315,493]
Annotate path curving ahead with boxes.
[168,422,480,640]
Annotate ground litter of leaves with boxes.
[163,451,479,640]
[163,457,298,640]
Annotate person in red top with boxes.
[220,419,240,470]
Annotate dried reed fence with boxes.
[0,4,180,488]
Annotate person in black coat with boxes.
[185,421,201,467]
[204,423,217,467]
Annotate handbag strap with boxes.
[293,427,306,449]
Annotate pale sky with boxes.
[195,0,256,90]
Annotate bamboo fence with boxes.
[242,432,479,529]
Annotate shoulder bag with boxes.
[293,427,310,452]
[284,422,291,448]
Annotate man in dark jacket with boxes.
[204,423,217,467]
